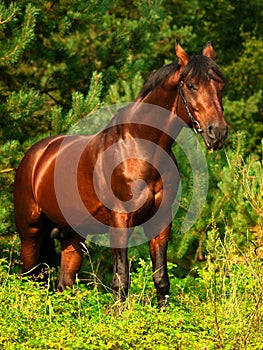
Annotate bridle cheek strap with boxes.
[179,80,203,134]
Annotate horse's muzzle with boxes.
[203,124,228,150]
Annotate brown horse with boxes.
[14,42,227,305]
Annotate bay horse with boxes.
[14,41,227,306]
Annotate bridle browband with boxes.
[179,80,203,134]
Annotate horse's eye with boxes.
[186,82,195,91]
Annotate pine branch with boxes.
[0,2,16,25]
[0,4,38,66]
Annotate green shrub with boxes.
[0,232,263,349]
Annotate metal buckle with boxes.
[193,120,202,134]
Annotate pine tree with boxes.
[0,0,170,234]
[0,0,262,277]
[0,2,39,232]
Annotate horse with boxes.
[14,41,227,306]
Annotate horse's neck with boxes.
[102,86,183,152]
[138,86,179,115]
[131,87,182,149]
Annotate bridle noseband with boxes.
[179,80,203,134]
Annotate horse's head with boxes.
[175,41,228,150]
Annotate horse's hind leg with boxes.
[14,188,56,277]
[14,154,55,276]
[20,226,43,274]
[18,213,57,277]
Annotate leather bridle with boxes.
[179,80,203,134]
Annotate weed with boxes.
[0,231,263,349]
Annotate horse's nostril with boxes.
[208,124,216,139]
[207,123,228,146]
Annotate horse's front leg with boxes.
[148,224,171,307]
[111,246,129,301]
[110,221,131,301]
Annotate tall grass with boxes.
[0,229,262,349]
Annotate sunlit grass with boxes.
[0,229,262,349]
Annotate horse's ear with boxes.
[202,41,215,60]
[175,40,189,67]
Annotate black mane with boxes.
[138,62,179,99]
[138,55,226,99]
[179,55,226,84]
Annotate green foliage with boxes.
[105,72,144,104]
[208,133,262,244]
[0,0,170,236]
[0,2,38,66]
[223,36,263,155]
[0,140,24,233]
[51,71,103,134]
[225,36,263,99]
[168,132,262,274]
[0,3,262,339]
[0,236,263,349]
[1,88,43,142]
